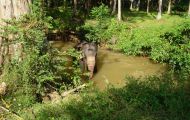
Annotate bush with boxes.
[26,73,190,120]
[80,4,112,43]
[90,4,110,21]
[64,74,190,120]
[114,18,190,77]
[159,21,190,72]
[0,2,82,114]
[0,2,52,111]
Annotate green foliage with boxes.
[47,6,73,30]
[0,2,52,111]
[160,21,190,76]
[81,18,127,43]
[102,19,128,43]
[90,4,110,21]
[116,23,168,56]
[23,73,190,120]
[80,4,112,43]
[0,1,82,114]
[112,16,190,77]
[82,12,190,77]
[1,1,190,119]
[80,23,100,42]
[74,74,189,120]
[173,0,189,12]
[62,48,83,86]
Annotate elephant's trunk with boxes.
[86,56,95,79]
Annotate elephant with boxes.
[76,41,98,79]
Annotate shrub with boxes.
[159,21,190,74]
[114,18,190,77]
[80,4,112,43]
[27,73,190,120]
[0,2,82,114]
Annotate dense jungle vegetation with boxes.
[0,0,190,119]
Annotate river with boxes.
[50,41,166,90]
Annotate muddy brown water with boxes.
[50,41,166,91]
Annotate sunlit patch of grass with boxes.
[122,11,156,23]
[122,11,186,27]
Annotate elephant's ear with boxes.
[91,42,98,51]
[75,43,82,50]
[75,42,88,49]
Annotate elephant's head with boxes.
[76,41,98,79]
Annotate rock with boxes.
[0,82,7,96]
[47,91,62,103]
[109,36,117,45]
[42,96,51,103]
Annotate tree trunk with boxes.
[136,0,140,11]
[85,0,91,15]
[73,0,77,15]
[0,38,3,66]
[156,0,162,20]
[188,0,190,16]
[64,0,67,9]
[167,0,171,14]
[147,0,150,14]
[13,0,31,18]
[0,0,31,67]
[0,0,13,66]
[112,0,117,15]
[118,0,121,21]
[130,0,133,11]
[110,0,113,8]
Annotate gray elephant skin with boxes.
[76,41,98,79]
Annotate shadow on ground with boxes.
[30,73,190,120]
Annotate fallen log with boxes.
[0,106,24,120]
[61,84,86,97]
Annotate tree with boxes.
[130,0,134,11]
[112,0,117,15]
[85,0,91,15]
[156,0,162,20]
[188,0,190,16]
[167,0,172,14]
[64,0,67,8]
[136,0,141,11]
[147,0,151,14]
[0,0,31,67]
[74,0,77,15]
[118,0,121,21]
